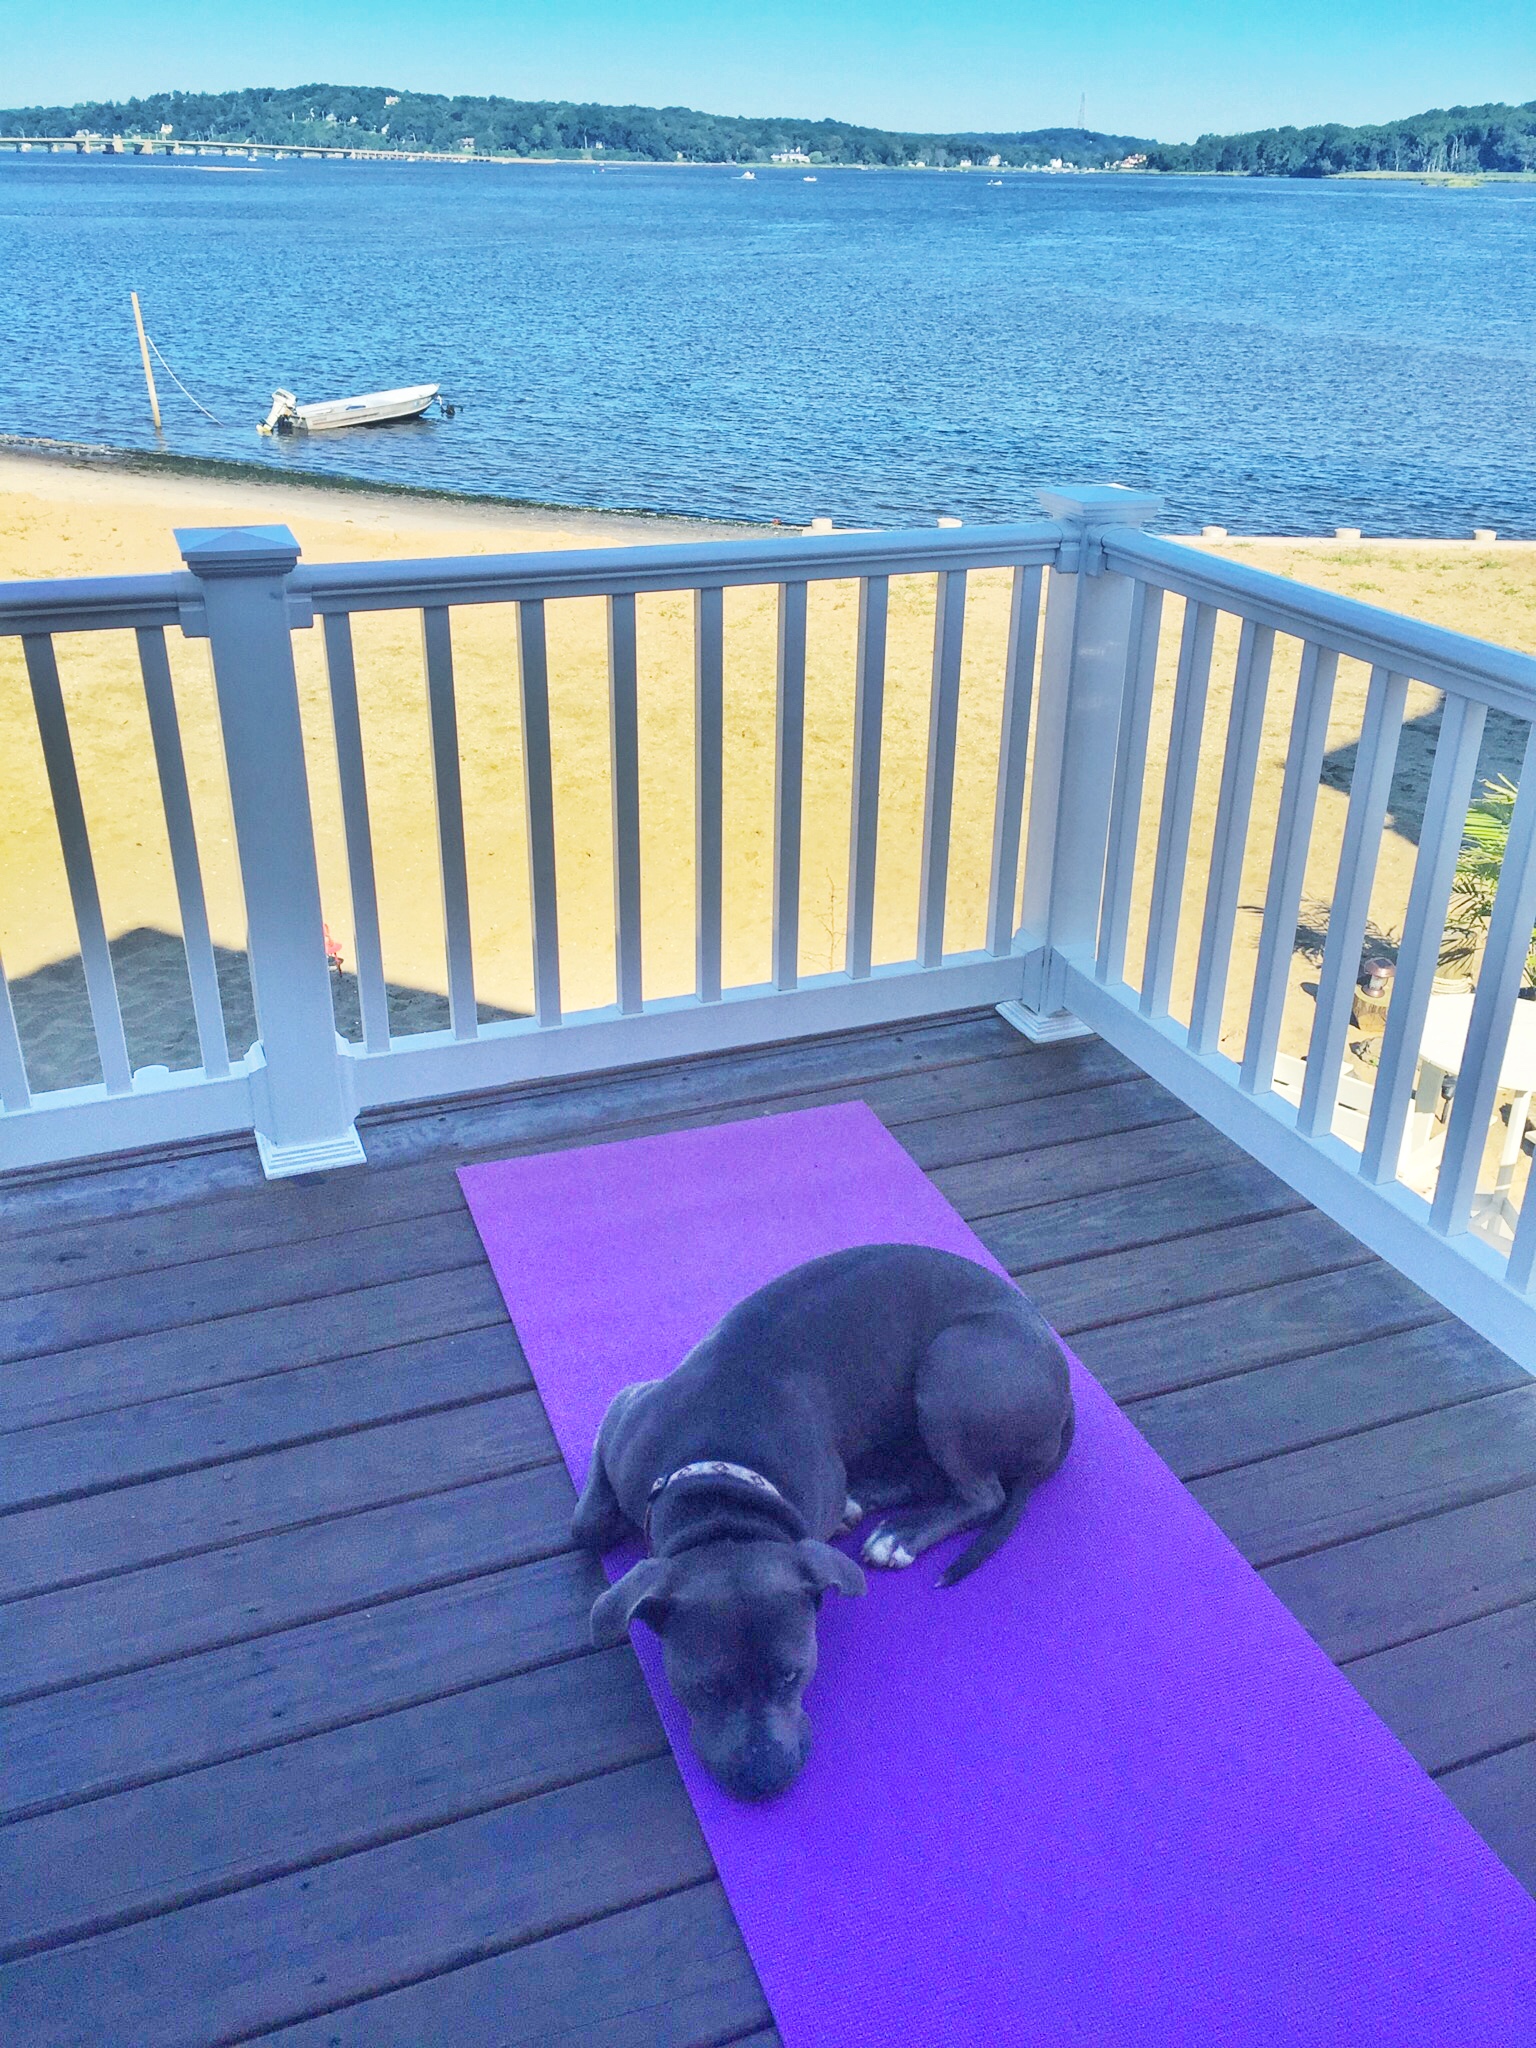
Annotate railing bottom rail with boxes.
[0,955,1026,1178]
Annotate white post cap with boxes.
[1037,484,1162,525]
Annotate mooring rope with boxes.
[145,333,224,425]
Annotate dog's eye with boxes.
[772,1669,802,1695]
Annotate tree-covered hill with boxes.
[1147,99,1536,175]
[0,83,1152,168]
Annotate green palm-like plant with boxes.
[1441,775,1536,988]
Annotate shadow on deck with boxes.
[2,1008,1533,2044]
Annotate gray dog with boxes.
[572,1241,1075,1801]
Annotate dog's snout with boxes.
[727,1746,801,1800]
[710,1711,811,1802]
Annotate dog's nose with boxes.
[723,1739,804,1802]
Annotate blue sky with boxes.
[2,0,1532,143]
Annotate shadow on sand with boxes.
[8,927,522,1094]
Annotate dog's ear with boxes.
[795,1539,867,1600]
[590,1558,673,1646]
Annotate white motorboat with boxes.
[259,383,449,434]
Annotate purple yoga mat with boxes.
[459,1100,1536,2045]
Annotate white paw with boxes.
[838,1497,866,1532]
[862,1530,915,1569]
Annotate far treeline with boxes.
[1147,99,1536,175]
[0,84,1152,167]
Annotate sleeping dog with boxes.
[572,1242,1075,1801]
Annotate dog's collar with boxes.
[644,1461,802,1543]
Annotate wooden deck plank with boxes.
[0,1020,1132,1289]
[896,1075,1191,1173]
[0,1756,714,2048]
[0,1150,472,1299]
[1187,1384,1536,1567]
[2,1646,669,1958]
[357,1012,1135,1176]
[972,1158,1309,1278]
[1346,1596,1536,1775]
[1,1324,532,1514]
[1261,1485,1536,1661]
[0,1392,560,1600]
[4,1264,512,1432]
[2,1552,600,1824]
[1073,1264,1447,1401]
[1023,1207,1374,1337]
[247,1885,773,2048]
[1123,1320,1517,1479]
[927,1109,1226,1220]
[0,1044,1130,1359]
[0,1206,487,1362]
[5,1080,1184,1437]
[1435,1741,1536,1896]
[0,1006,1032,1240]
[0,1463,576,1704]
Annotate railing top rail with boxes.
[0,524,1065,639]
[1106,528,1536,716]
[290,522,1066,614]
[0,569,194,638]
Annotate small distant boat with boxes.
[803,175,817,182]
[987,178,1004,186]
[738,170,755,180]
[258,383,452,434]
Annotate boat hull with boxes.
[295,384,440,431]
[260,384,441,433]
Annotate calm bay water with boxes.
[3,154,1535,535]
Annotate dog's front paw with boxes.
[837,1496,866,1534]
[861,1524,916,1569]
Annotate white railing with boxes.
[4,486,1536,1366]
[0,514,1059,1173]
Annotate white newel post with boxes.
[177,525,365,1177]
[1002,485,1160,1043]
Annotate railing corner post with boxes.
[177,524,365,1177]
[1007,484,1160,1042]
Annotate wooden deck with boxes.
[2,1007,1534,2046]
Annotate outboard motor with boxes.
[258,390,302,436]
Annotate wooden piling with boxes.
[131,292,162,431]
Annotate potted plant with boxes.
[1439,775,1534,995]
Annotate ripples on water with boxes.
[3,155,1534,534]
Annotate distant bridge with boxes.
[0,135,530,165]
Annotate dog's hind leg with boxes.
[863,1312,1071,1573]
[860,1476,1005,1569]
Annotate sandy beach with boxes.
[4,444,1536,1109]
